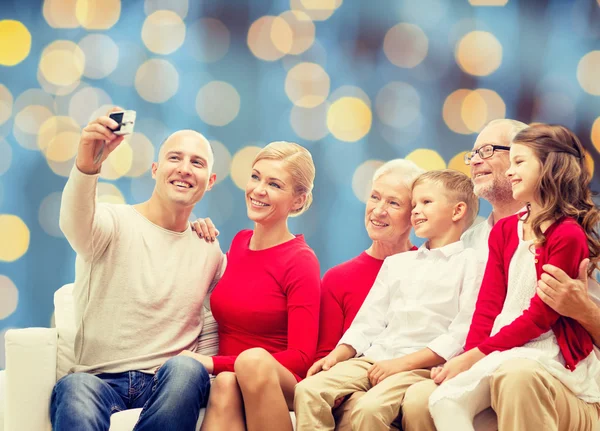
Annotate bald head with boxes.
[481,119,529,147]
[158,130,215,172]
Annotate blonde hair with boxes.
[412,169,479,229]
[253,141,315,217]
[372,159,425,190]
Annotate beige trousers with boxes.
[490,359,600,431]
[294,358,436,431]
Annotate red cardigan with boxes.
[465,215,592,371]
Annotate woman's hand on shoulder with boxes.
[191,217,219,243]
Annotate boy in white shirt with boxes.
[294,170,484,431]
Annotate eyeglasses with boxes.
[464,144,510,165]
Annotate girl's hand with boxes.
[432,348,485,385]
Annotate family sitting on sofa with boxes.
[50,110,600,431]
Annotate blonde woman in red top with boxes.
[187,141,320,431]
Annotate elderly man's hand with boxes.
[538,259,595,320]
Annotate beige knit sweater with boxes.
[60,166,225,375]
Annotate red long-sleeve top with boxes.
[210,230,321,380]
[465,215,593,371]
[315,248,417,360]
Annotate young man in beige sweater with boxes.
[50,108,225,431]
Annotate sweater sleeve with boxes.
[59,165,116,262]
[315,272,345,360]
[477,222,588,354]
[464,222,510,350]
[271,248,321,378]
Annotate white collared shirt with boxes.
[461,215,494,263]
[338,241,484,362]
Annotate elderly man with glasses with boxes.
[400,119,600,431]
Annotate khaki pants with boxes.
[294,358,436,431]
[490,359,600,431]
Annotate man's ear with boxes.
[292,193,307,212]
[452,201,467,222]
[151,162,158,179]
[206,173,217,191]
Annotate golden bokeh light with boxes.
[290,0,343,21]
[231,146,262,190]
[39,40,85,87]
[37,116,80,162]
[0,275,18,319]
[577,51,600,96]
[0,85,13,126]
[406,149,446,171]
[279,10,316,55]
[43,0,79,28]
[443,89,505,135]
[375,82,420,129]
[352,160,384,203]
[290,103,330,141]
[591,117,600,154]
[135,59,179,103]
[247,16,293,61]
[0,20,32,66]
[38,192,64,238]
[101,141,134,181]
[37,67,81,97]
[282,38,327,71]
[69,87,113,127]
[327,97,372,142]
[98,182,126,205]
[585,150,594,177]
[285,62,330,108]
[13,105,55,150]
[145,0,188,19]
[469,0,509,4]
[142,10,186,55]
[188,18,230,63]
[448,151,472,177]
[78,34,119,79]
[383,23,428,69]
[196,81,241,127]
[456,31,502,76]
[125,133,155,178]
[210,140,233,185]
[461,91,487,132]
[0,214,30,262]
[76,0,121,30]
[330,86,371,107]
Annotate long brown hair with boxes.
[513,123,600,276]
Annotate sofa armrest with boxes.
[5,328,58,431]
[0,370,5,431]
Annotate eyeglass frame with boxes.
[464,144,511,165]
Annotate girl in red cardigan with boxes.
[428,124,600,430]
[186,141,321,431]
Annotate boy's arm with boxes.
[428,249,485,360]
[337,260,392,356]
[477,223,588,354]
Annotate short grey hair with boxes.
[372,159,425,190]
[485,119,529,146]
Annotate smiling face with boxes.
[151,131,216,208]
[411,181,457,240]
[506,143,542,205]
[245,158,305,226]
[364,174,413,245]
[470,122,514,203]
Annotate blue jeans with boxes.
[50,356,210,431]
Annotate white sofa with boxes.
[2,284,500,431]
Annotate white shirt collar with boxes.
[417,240,464,258]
